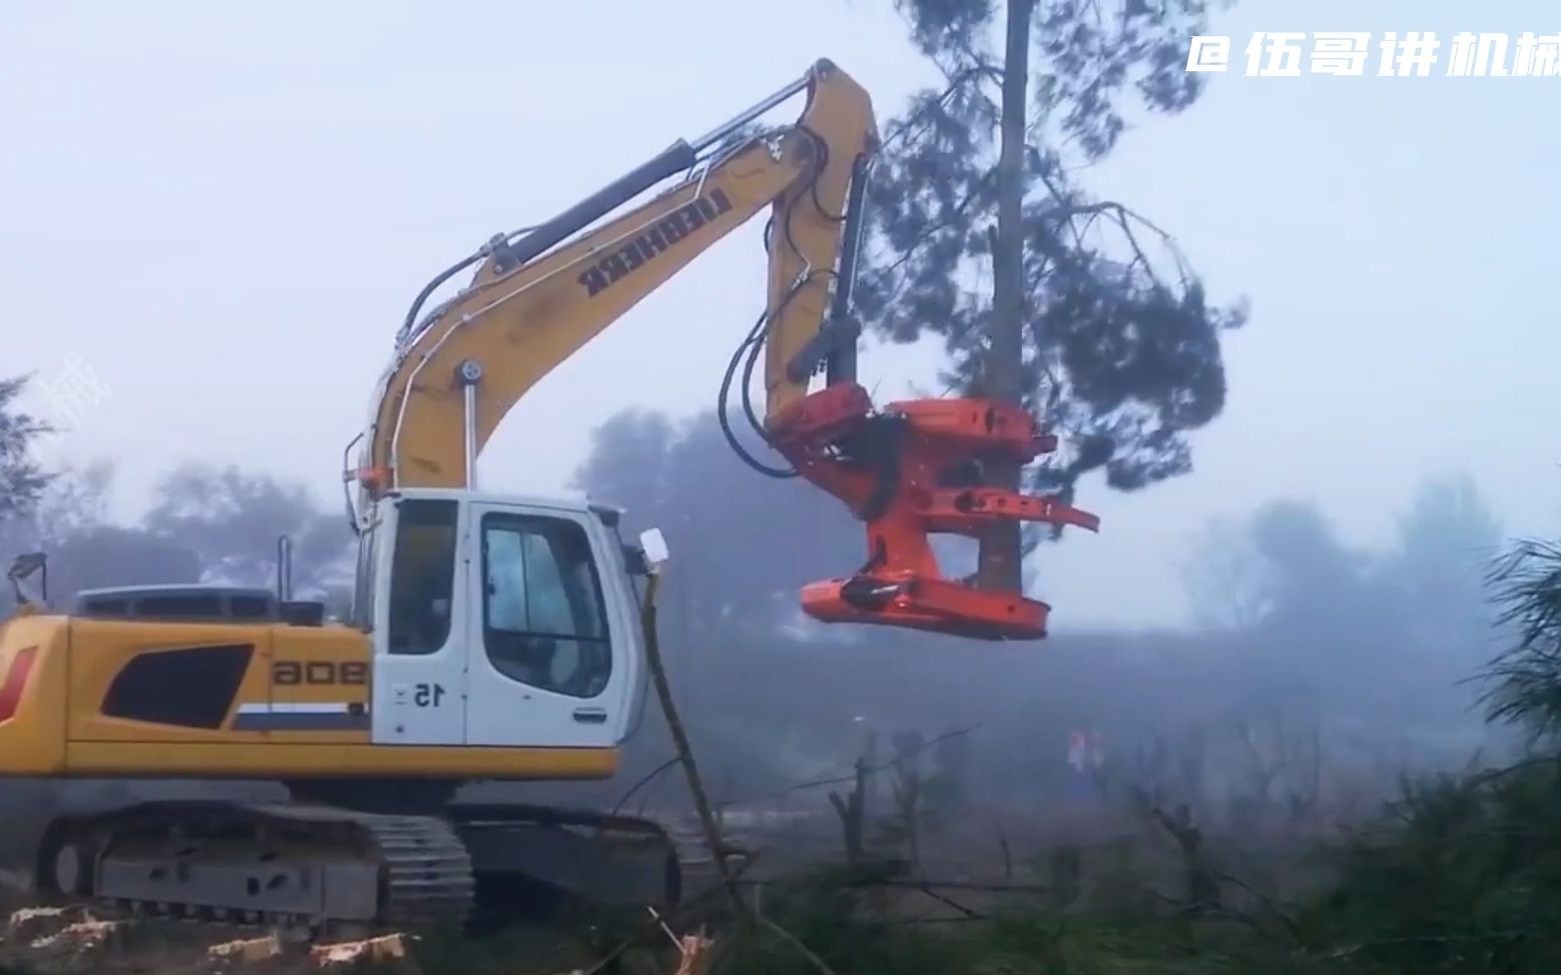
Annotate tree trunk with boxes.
[977,0,1033,593]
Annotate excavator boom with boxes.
[362,59,873,492]
[356,58,1098,641]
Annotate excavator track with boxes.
[362,812,476,927]
[265,804,477,928]
[38,801,475,931]
[34,799,690,933]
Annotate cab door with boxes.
[368,495,468,745]
[463,501,640,748]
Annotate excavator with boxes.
[0,59,1098,929]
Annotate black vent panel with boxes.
[75,586,278,623]
[101,644,255,729]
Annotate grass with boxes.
[1,768,1556,974]
[602,754,1561,975]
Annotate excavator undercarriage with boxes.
[33,795,699,932]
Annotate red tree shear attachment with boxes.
[769,383,1100,641]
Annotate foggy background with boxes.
[2,2,1557,832]
[5,0,1556,630]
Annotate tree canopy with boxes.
[2,460,352,613]
[857,0,1246,522]
[1182,475,1504,739]
[144,462,353,598]
[0,374,54,522]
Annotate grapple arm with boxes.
[769,384,1099,640]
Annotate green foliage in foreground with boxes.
[345,533,1561,975]
[1298,759,1561,975]
[698,769,1561,975]
[703,531,1561,975]
[703,867,1348,975]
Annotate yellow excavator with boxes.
[0,59,1097,928]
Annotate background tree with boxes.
[1186,479,1501,660]
[48,526,203,601]
[144,462,354,602]
[1183,515,1270,631]
[1386,472,1502,661]
[1182,474,1506,762]
[857,0,1247,590]
[1244,499,1370,634]
[6,461,355,612]
[1,462,203,609]
[31,459,113,542]
[0,374,54,521]
[573,409,862,637]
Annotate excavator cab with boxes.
[358,489,648,750]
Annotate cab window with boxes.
[386,499,458,655]
[351,521,378,632]
[480,513,611,698]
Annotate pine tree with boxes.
[857,0,1247,588]
[0,375,54,522]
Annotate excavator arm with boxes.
[361,60,872,492]
[356,58,1098,641]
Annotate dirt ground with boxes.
[0,792,1347,974]
[0,898,606,975]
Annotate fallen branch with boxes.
[1210,867,1301,941]
[758,916,840,975]
[843,878,1057,895]
[611,755,680,817]
[908,883,984,919]
[576,868,758,975]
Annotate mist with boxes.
[1,411,1518,846]
[3,2,1558,967]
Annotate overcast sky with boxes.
[3,1,1556,630]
